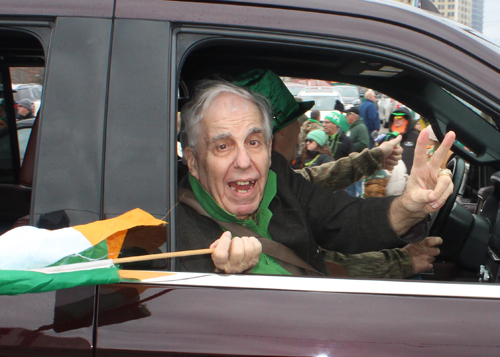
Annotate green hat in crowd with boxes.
[324,111,349,133]
[306,129,328,147]
[233,69,315,133]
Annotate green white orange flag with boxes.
[0,208,166,295]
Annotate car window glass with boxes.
[443,87,498,130]
[17,127,32,164]
[0,71,14,184]
[171,33,500,287]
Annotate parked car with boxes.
[2,0,500,355]
[332,84,361,108]
[297,86,345,120]
[12,84,42,115]
[284,82,307,97]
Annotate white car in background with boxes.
[297,86,345,120]
[12,83,42,115]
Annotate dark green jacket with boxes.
[176,151,407,274]
[348,117,370,152]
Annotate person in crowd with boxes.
[345,106,370,197]
[334,99,344,112]
[426,125,453,168]
[387,106,419,172]
[297,109,322,156]
[414,119,422,133]
[345,107,369,152]
[359,89,380,148]
[323,111,354,160]
[177,74,455,275]
[15,99,35,120]
[299,130,333,168]
[365,132,408,198]
[263,82,440,279]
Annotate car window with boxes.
[17,127,32,164]
[0,71,15,184]
[171,27,500,289]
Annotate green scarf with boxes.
[188,171,291,275]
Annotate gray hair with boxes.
[180,80,273,153]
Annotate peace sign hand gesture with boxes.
[389,127,456,235]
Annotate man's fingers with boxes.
[429,131,456,170]
[428,174,454,210]
[378,135,402,159]
[425,236,443,248]
[412,127,431,170]
[211,231,232,267]
[211,233,262,273]
[241,236,262,266]
[228,237,244,267]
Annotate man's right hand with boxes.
[210,231,262,273]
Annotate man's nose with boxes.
[234,146,252,169]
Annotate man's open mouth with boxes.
[228,181,256,193]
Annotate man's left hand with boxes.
[389,127,456,235]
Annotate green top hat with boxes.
[233,69,315,133]
[324,111,349,133]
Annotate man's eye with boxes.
[217,144,228,150]
[249,140,259,147]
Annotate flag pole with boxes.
[112,248,214,264]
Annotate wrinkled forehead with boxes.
[202,92,263,135]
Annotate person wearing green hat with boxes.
[297,109,323,157]
[299,129,333,168]
[177,77,455,278]
[323,111,355,160]
[388,106,418,172]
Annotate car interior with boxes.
[2,27,500,284]
[178,38,500,282]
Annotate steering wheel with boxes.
[429,155,466,237]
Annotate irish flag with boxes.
[0,208,166,296]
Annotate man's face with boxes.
[393,115,407,128]
[346,113,356,124]
[323,120,337,136]
[185,92,271,219]
[17,106,30,116]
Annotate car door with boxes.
[93,1,500,356]
[0,2,114,355]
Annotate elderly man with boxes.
[178,79,455,275]
[359,89,380,148]
[345,106,370,197]
[323,111,354,160]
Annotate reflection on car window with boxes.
[17,127,32,164]
[443,88,498,130]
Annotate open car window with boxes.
[161,25,500,293]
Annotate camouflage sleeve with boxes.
[295,147,384,191]
[322,248,414,279]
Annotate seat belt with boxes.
[179,188,347,277]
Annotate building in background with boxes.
[391,0,473,28]
[471,0,484,33]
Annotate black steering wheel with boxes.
[429,155,466,237]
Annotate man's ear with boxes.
[275,129,286,137]
[183,147,199,180]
